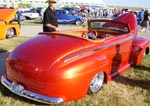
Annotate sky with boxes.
[103,0,150,8]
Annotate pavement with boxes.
[0,52,8,76]
[0,25,150,77]
[137,26,150,40]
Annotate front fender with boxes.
[130,37,149,65]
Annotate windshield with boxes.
[89,20,129,33]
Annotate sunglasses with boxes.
[49,2,56,4]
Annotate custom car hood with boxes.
[0,9,17,23]
[7,34,87,88]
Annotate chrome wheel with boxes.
[75,20,82,25]
[6,28,15,38]
[88,72,105,94]
[142,49,147,59]
[143,51,146,57]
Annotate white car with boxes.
[20,10,39,19]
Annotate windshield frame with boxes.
[88,19,130,33]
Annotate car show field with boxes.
[0,12,150,106]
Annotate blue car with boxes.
[56,9,85,25]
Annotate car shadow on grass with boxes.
[133,65,150,72]
[114,75,150,90]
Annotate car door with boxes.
[105,33,133,77]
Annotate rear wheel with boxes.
[143,51,146,58]
[6,28,15,38]
[88,72,105,94]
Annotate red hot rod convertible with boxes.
[1,13,150,104]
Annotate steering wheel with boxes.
[82,29,98,40]
[86,29,97,40]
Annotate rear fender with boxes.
[58,53,110,83]
[130,38,150,65]
[46,53,110,101]
[63,53,109,99]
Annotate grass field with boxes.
[21,18,43,26]
[0,37,150,106]
[0,36,30,52]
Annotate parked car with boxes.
[13,11,26,21]
[19,10,40,19]
[56,9,85,25]
[0,9,20,39]
[1,13,150,104]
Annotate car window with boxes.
[56,10,69,15]
[58,11,64,14]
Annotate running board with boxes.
[110,63,131,79]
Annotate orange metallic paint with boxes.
[2,13,150,103]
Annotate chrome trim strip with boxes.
[95,35,134,50]
[64,50,92,62]
[1,75,63,104]
[64,35,134,62]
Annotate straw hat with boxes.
[45,0,57,3]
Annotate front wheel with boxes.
[88,72,105,94]
[143,51,146,58]
[75,20,82,25]
[142,49,148,60]
[6,28,15,38]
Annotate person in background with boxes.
[16,11,21,28]
[43,0,59,32]
[138,8,144,25]
[141,9,150,32]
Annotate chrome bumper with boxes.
[1,75,63,104]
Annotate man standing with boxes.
[139,9,144,25]
[141,9,150,32]
[43,0,59,32]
